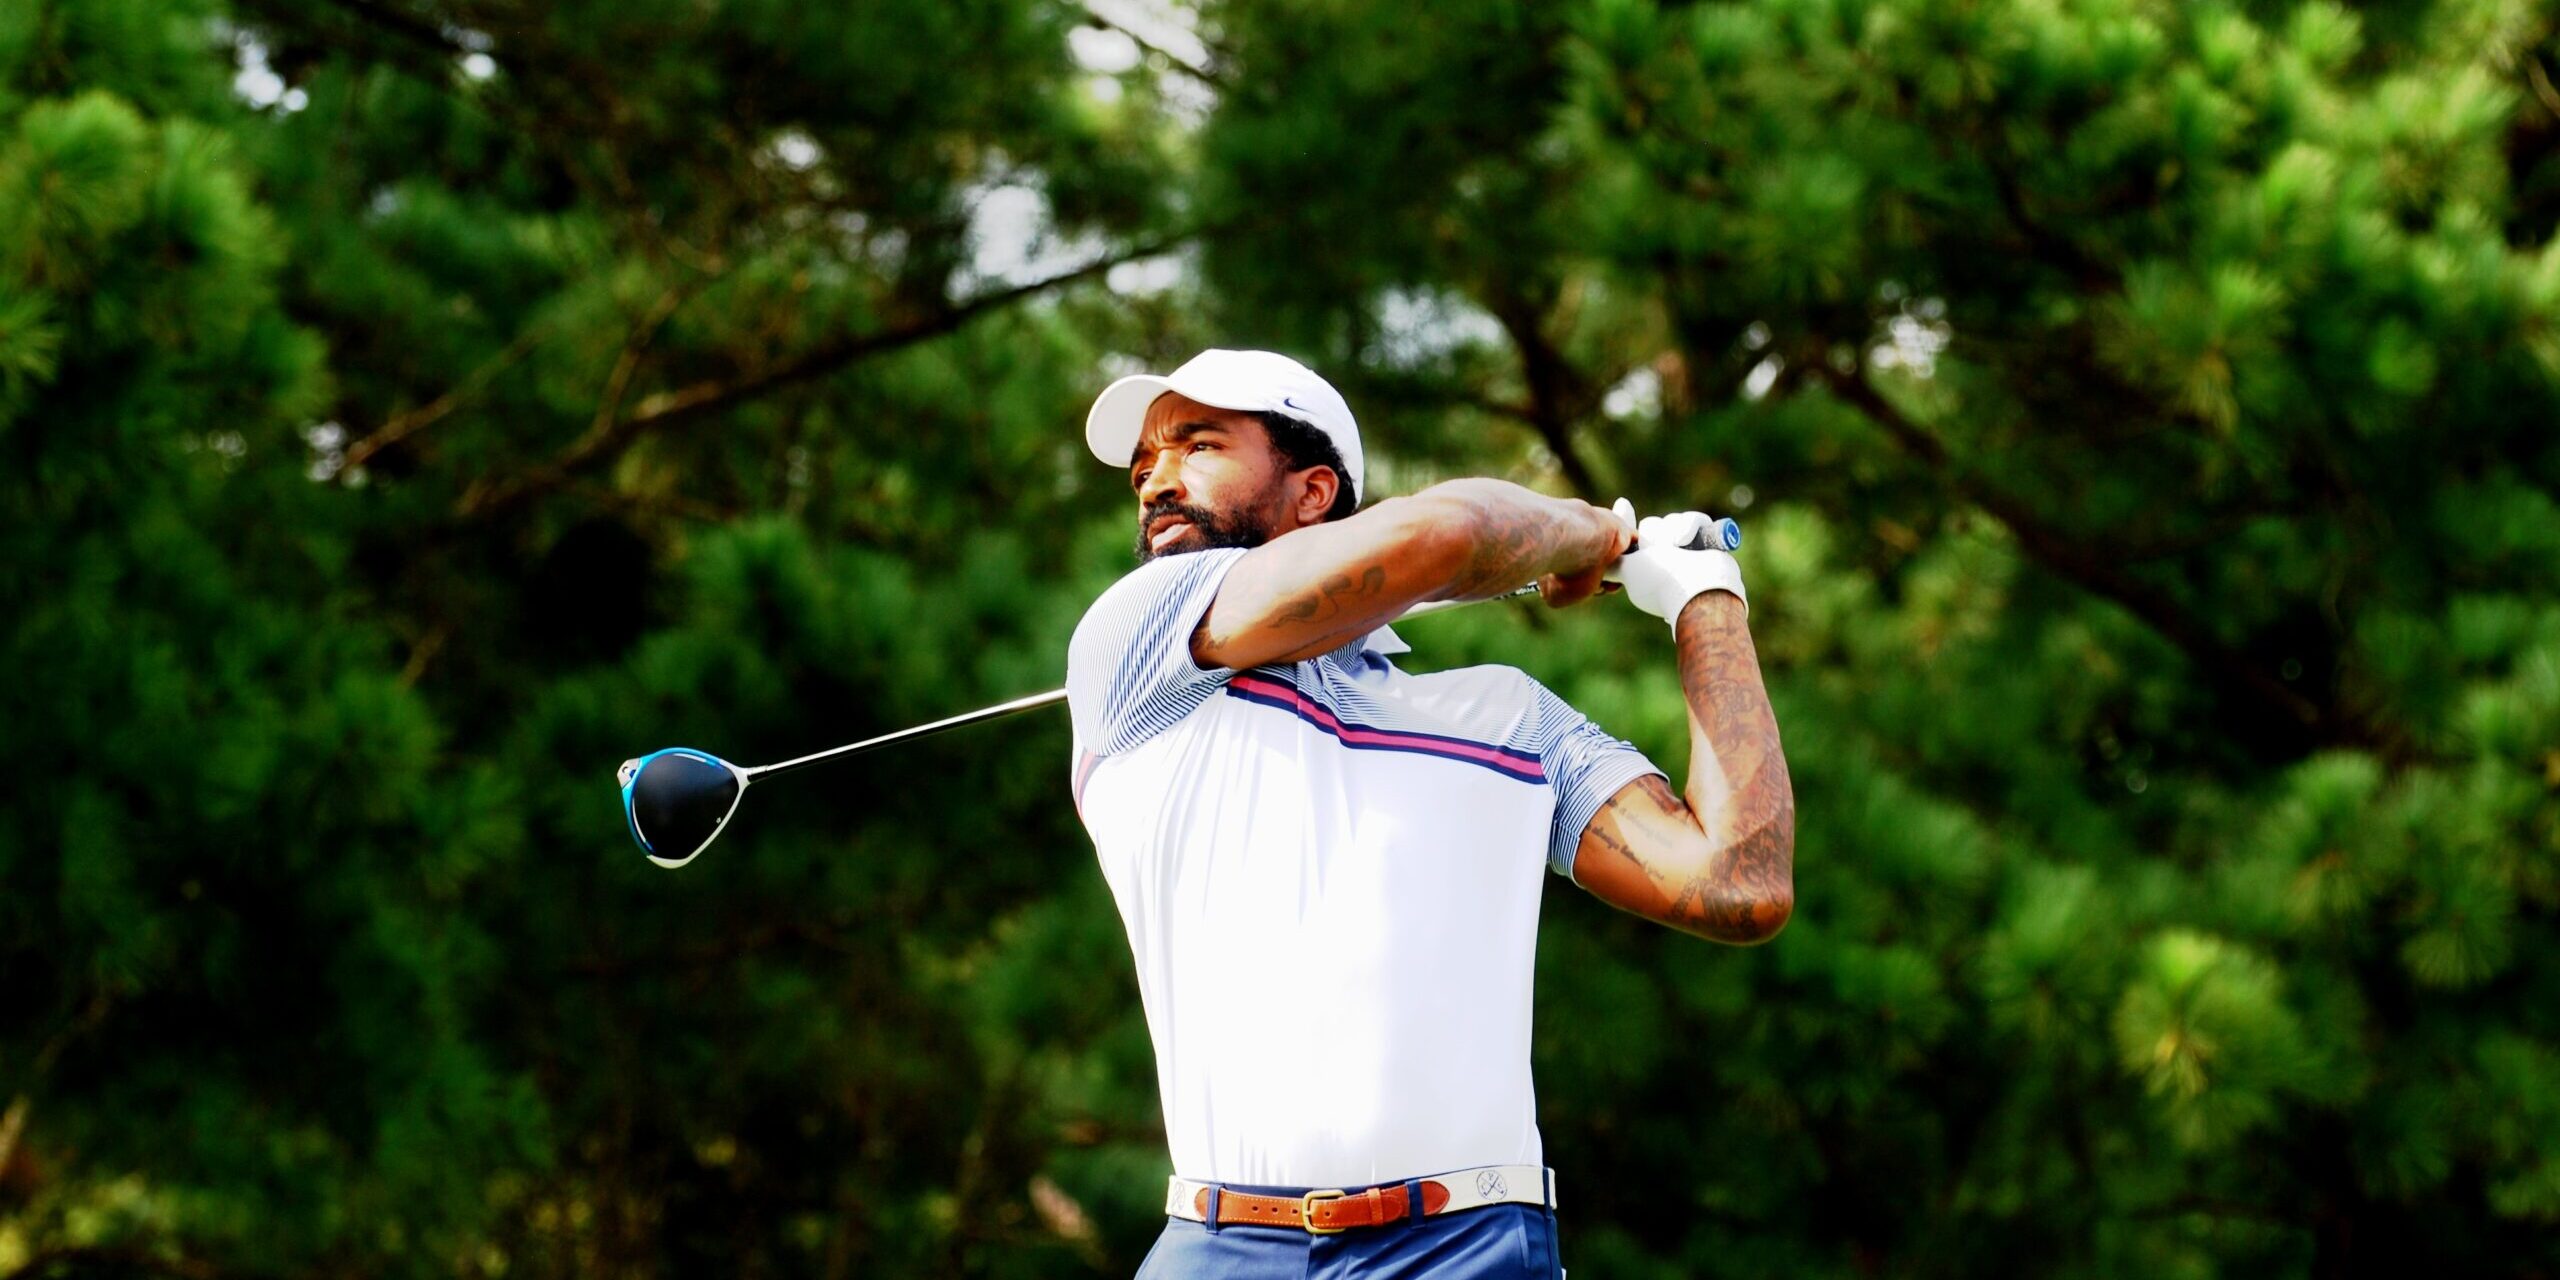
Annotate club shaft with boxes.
[747,688,1073,780]
[742,511,1741,780]
[1394,581,1538,617]
[741,582,1547,780]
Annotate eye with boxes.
[1131,468,1149,490]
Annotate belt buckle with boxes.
[1300,1187,1347,1235]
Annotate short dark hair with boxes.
[1257,411,1360,523]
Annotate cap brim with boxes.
[1085,374,1177,467]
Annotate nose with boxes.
[1137,447,1184,507]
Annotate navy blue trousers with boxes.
[1133,1200,1564,1278]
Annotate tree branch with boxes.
[1457,393,1537,425]
[2531,54,2560,123]
[0,990,110,1179]
[333,321,549,478]
[1978,147,2116,294]
[0,1246,233,1280]
[527,282,696,479]
[456,235,1190,519]
[1817,363,2335,739]
[301,0,471,59]
[1080,6,1220,88]
[1483,288,1602,498]
[243,0,704,269]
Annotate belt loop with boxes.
[1404,1178,1425,1226]
[1203,1186,1222,1235]
[1543,1166,1558,1211]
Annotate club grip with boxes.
[1642,516,1743,552]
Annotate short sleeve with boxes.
[1528,683,1666,880]
[1067,548,1250,755]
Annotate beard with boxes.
[1135,497,1276,563]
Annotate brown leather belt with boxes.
[1165,1165,1554,1235]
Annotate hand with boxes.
[1534,499,1634,608]
[1609,499,1747,627]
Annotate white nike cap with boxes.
[1085,348,1365,504]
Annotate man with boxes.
[1066,349,1794,1278]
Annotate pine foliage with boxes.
[5,0,2558,1276]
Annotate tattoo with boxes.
[1455,508,1557,595]
[1575,596,1795,943]
[1447,488,1606,598]
[1217,482,1611,664]
[1264,564,1387,632]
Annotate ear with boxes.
[1287,465,1341,528]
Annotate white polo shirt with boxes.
[1066,547,1662,1189]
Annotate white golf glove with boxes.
[1608,498,1747,628]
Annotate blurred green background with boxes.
[6,0,2559,1275]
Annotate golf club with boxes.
[619,517,1741,868]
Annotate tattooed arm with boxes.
[1193,479,1630,670]
[1570,592,1795,943]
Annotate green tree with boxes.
[7,0,2559,1276]
[0,1,531,1269]
[4,0,1176,1273]
[1190,0,2560,1274]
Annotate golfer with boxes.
[1067,349,1794,1278]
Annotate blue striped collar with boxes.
[1322,625,1409,671]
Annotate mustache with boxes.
[1135,497,1268,562]
[1139,499,1217,534]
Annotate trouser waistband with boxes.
[1165,1165,1555,1234]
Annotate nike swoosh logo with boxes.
[1282,396,1311,414]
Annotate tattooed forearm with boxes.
[1669,592,1795,938]
[1572,591,1794,944]
[1451,504,1574,596]
[1195,481,1621,670]
[1585,775,1791,943]
[1429,480,1621,598]
[1266,565,1388,630]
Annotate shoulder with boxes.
[1376,661,1550,737]
[1393,661,1541,705]
[1407,664,1622,757]
[1068,549,1250,667]
[1066,549,1253,755]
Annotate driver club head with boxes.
[619,748,751,868]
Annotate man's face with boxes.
[1129,394,1295,562]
